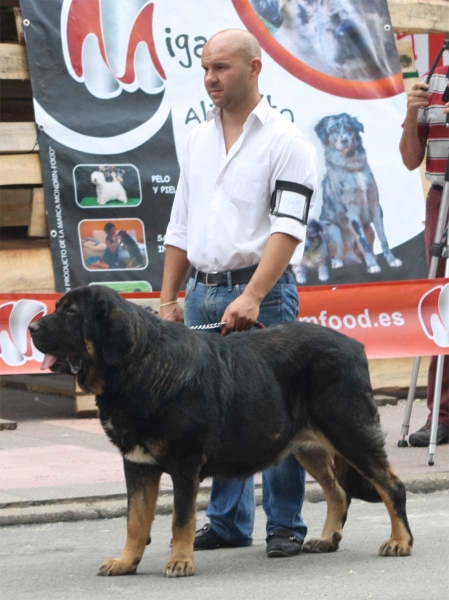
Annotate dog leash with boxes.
[189,321,265,330]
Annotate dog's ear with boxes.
[351,116,364,134]
[96,296,135,365]
[314,117,329,143]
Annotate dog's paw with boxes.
[318,272,329,282]
[367,264,381,274]
[164,558,195,578]
[303,535,340,553]
[331,259,344,269]
[97,558,138,576]
[378,538,412,557]
[387,257,402,268]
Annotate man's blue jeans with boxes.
[184,270,307,545]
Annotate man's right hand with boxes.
[407,82,430,114]
[159,302,185,323]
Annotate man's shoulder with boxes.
[184,119,215,152]
[265,106,307,141]
[264,107,315,158]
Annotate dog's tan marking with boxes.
[295,434,348,553]
[79,367,104,395]
[368,466,413,557]
[164,505,196,578]
[85,339,96,360]
[98,471,161,576]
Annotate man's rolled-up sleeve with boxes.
[269,135,318,243]
[165,155,189,251]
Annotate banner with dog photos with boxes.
[20,0,428,293]
[1,280,448,374]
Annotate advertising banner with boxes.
[19,0,428,293]
[1,280,448,375]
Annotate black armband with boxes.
[270,180,312,225]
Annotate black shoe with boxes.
[409,422,449,447]
[194,524,247,551]
[266,528,303,558]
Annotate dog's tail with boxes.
[335,457,382,503]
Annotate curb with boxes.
[1,473,447,527]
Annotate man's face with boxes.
[201,41,250,110]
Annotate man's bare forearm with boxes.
[160,245,191,303]
[243,232,299,302]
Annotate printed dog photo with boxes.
[292,218,331,284]
[250,0,399,81]
[116,230,146,268]
[78,219,148,271]
[89,281,153,293]
[74,164,142,208]
[315,113,402,274]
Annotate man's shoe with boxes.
[409,422,449,447]
[266,528,303,558]
[194,524,247,551]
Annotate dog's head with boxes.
[251,1,396,80]
[116,231,132,249]
[304,219,325,252]
[91,171,106,185]
[315,113,363,154]
[29,286,150,394]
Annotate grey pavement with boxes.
[0,384,448,527]
[1,492,448,600]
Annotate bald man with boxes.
[160,29,318,557]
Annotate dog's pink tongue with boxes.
[41,354,57,371]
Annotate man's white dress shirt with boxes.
[165,96,318,273]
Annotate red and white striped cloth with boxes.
[417,65,449,187]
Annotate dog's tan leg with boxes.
[295,444,348,553]
[98,461,161,576]
[366,466,413,557]
[164,472,199,577]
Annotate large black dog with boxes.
[29,285,413,578]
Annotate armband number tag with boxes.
[270,180,312,225]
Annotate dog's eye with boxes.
[65,307,77,317]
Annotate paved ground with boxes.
[1,492,448,600]
[0,386,448,526]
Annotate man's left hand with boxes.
[221,295,260,335]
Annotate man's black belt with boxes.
[192,264,258,286]
[432,183,443,192]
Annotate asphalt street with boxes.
[1,490,448,600]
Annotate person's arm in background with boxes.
[221,135,318,335]
[399,81,429,170]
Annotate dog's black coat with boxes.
[29,285,413,577]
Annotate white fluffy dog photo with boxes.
[91,171,128,205]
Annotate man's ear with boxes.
[96,298,134,365]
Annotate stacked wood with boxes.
[0,3,52,292]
